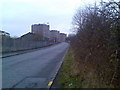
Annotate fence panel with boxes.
[2,38,57,53]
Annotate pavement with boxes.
[2,42,69,88]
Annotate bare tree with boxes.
[71,0,120,87]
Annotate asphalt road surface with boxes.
[2,42,69,88]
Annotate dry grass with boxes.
[57,48,82,88]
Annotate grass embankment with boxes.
[57,48,82,88]
[57,48,112,88]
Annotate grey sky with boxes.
[0,0,104,37]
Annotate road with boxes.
[2,42,69,88]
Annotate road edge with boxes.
[48,44,70,89]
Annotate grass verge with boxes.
[57,48,82,88]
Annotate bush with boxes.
[70,1,120,88]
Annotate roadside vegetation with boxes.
[59,0,120,88]
[58,48,82,88]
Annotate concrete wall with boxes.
[2,38,57,53]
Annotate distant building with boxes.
[0,30,10,37]
[20,32,35,41]
[31,24,50,41]
[20,32,42,41]
[59,33,67,42]
[22,23,68,42]
[68,34,75,37]
[50,30,60,42]
[1,30,11,50]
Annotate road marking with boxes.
[48,81,53,86]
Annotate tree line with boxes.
[69,0,120,88]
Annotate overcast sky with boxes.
[0,0,104,37]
